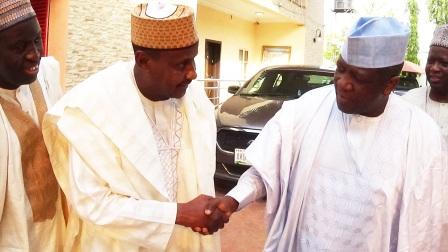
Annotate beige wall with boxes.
[47,0,69,88]
[196,5,309,81]
[196,5,258,80]
[64,0,133,88]
[303,0,325,66]
[254,22,306,65]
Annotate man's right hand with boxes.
[204,196,239,219]
[175,194,228,235]
[190,196,239,234]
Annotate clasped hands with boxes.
[175,194,239,235]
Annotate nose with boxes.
[186,63,197,81]
[335,72,353,92]
[25,43,41,62]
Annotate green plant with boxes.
[428,0,448,24]
[323,32,345,65]
[406,0,420,64]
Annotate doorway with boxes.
[205,40,221,104]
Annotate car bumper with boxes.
[215,162,241,183]
[214,127,259,182]
[215,145,252,183]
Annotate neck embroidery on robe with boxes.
[130,68,184,201]
[146,101,183,201]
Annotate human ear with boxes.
[134,50,150,68]
[383,76,400,95]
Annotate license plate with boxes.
[234,148,251,165]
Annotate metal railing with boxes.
[195,78,246,105]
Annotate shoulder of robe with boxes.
[47,61,129,116]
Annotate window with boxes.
[261,46,291,66]
[239,49,249,79]
[239,69,334,98]
[307,74,334,86]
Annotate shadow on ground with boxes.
[215,179,267,252]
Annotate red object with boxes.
[30,0,50,56]
[402,60,424,74]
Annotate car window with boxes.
[248,75,265,93]
[239,69,334,98]
[245,71,287,95]
[307,74,334,86]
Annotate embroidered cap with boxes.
[131,1,198,49]
[341,17,410,68]
[0,0,36,32]
[430,24,448,48]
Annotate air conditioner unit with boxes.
[334,0,353,13]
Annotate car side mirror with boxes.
[228,85,240,94]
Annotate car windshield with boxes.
[238,69,334,98]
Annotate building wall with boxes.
[254,22,306,66]
[48,1,320,89]
[65,0,133,88]
[196,4,258,80]
[303,0,325,66]
[196,5,309,80]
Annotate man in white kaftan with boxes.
[404,24,448,141]
[405,87,448,140]
[43,2,221,251]
[206,17,448,252]
[0,1,65,250]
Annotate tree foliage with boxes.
[406,0,419,64]
[323,32,345,65]
[428,0,448,24]
[323,42,341,64]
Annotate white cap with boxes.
[430,24,448,48]
[341,17,410,68]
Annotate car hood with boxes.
[216,95,285,130]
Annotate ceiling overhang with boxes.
[198,0,305,24]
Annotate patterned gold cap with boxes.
[430,24,448,48]
[131,2,198,49]
[0,0,36,32]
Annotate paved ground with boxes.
[215,180,267,252]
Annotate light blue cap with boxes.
[341,17,410,68]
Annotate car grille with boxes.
[217,129,259,152]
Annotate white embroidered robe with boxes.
[43,61,220,252]
[229,85,448,252]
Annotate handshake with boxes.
[175,194,239,235]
